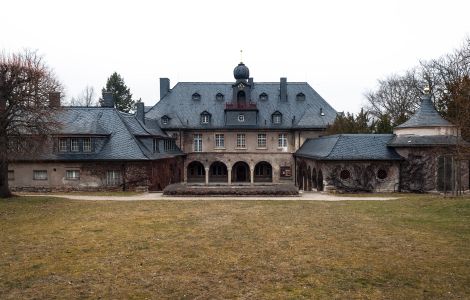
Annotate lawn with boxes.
[0,195,469,299]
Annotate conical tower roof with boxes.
[395,94,453,128]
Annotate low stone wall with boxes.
[163,183,299,196]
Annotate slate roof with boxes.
[17,107,183,161]
[396,95,453,128]
[388,135,469,147]
[295,134,402,161]
[146,82,337,130]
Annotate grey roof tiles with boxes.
[396,95,453,128]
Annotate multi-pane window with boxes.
[201,114,210,124]
[236,134,246,148]
[59,138,68,152]
[257,133,267,148]
[83,138,92,152]
[106,170,121,186]
[273,114,282,124]
[278,133,287,148]
[153,139,159,152]
[8,170,14,181]
[215,134,225,148]
[66,170,80,180]
[193,134,203,152]
[33,170,47,180]
[164,139,176,152]
[71,138,79,152]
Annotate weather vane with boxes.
[240,49,243,63]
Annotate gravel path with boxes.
[27,192,399,201]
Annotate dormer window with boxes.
[216,93,224,101]
[296,92,305,101]
[259,93,268,101]
[272,111,282,124]
[200,111,211,124]
[161,116,170,125]
[192,93,201,101]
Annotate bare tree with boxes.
[70,85,96,106]
[0,50,62,198]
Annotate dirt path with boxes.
[26,192,399,201]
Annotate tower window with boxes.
[192,93,201,101]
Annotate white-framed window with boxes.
[33,170,48,180]
[106,170,121,186]
[153,139,159,153]
[238,114,245,122]
[83,138,92,152]
[71,138,79,152]
[278,133,287,148]
[66,170,80,180]
[59,138,68,152]
[236,134,246,148]
[273,114,282,124]
[215,134,225,148]
[257,133,267,148]
[8,170,14,181]
[163,139,176,152]
[193,134,202,152]
[201,114,210,124]
[161,116,169,125]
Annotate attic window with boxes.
[161,116,170,125]
[296,92,305,101]
[216,93,224,101]
[259,93,268,101]
[200,111,211,124]
[272,112,282,124]
[192,93,201,101]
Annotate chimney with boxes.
[136,102,145,124]
[280,77,287,101]
[48,92,61,108]
[101,91,114,108]
[160,78,170,100]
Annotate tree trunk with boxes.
[0,133,11,198]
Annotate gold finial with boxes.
[240,49,243,63]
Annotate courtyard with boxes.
[0,194,469,299]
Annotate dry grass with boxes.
[0,195,469,299]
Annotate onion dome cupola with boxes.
[233,62,250,80]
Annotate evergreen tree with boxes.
[326,109,374,135]
[101,72,135,112]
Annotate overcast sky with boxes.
[2,0,469,113]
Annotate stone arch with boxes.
[254,161,273,182]
[232,161,250,183]
[312,168,317,189]
[209,161,228,183]
[187,161,205,183]
[317,169,324,191]
[298,160,307,189]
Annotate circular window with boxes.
[377,169,387,180]
[340,169,350,180]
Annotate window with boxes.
[83,138,92,152]
[278,133,287,148]
[272,112,282,124]
[259,93,268,101]
[215,134,225,148]
[8,170,14,181]
[33,170,47,180]
[71,138,79,152]
[216,93,224,101]
[238,114,245,122]
[193,134,202,152]
[59,138,68,152]
[164,139,176,152]
[340,169,351,180]
[257,133,267,148]
[296,92,306,101]
[377,169,388,180]
[161,116,169,125]
[106,170,121,186]
[153,139,159,152]
[192,93,201,101]
[66,170,80,180]
[201,113,210,124]
[236,134,246,148]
